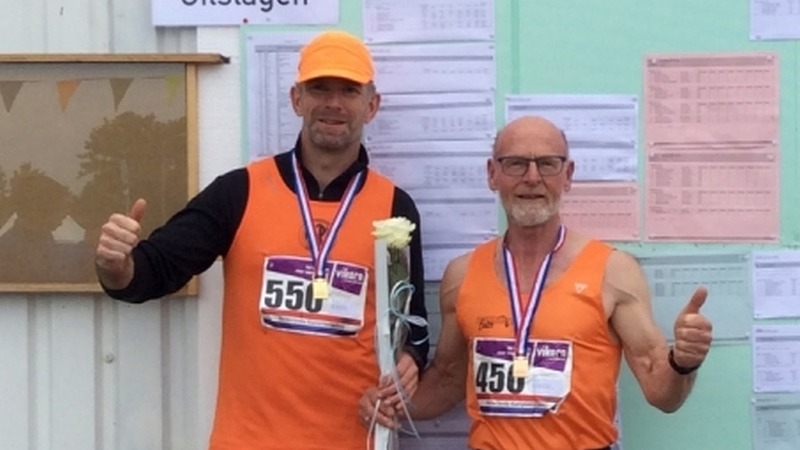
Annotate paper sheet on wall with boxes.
[423,243,480,282]
[370,42,495,94]
[753,325,800,393]
[369,140,493,201]
[369,140,496,280]
[750,0,800,40]
[365,92,495,144]
[245,32,314,161]
[363,0,494,43]
[643,53,780,242]
[752,250,800,319]
[752,393,800,450]
[637,252,751,341]
[560,182,639,241]
[505,95,639,182]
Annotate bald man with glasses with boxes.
[360,116,713,450]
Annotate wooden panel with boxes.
[0,53,228,64]
[0,61,202,293]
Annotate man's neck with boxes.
[299,136,360,192]
[504,216,563,261]
[497,216,565,294]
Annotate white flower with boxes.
[372,217,416,249]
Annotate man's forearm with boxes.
[409,362,465,420]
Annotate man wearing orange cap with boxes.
[95,30,429,449]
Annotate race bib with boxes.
[259,256,368,337]
[473,337,572,417]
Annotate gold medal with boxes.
[313,278,329,300]
[512,356,529,378]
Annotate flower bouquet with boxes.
[371,217,422,450]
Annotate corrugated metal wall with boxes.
[0,1,468,449]
[0,1,232,449]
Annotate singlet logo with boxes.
[299,219,330,249]
[477,315,511,330]
[574,282,587,294]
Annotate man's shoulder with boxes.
[602,247,648,307]
[443,243,488,285]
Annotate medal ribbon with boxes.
[502,225,567,361]
[292,152,364,281]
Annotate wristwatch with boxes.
[668,347,700,375]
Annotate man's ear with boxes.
[563,159,575,192]
[364,92,381,123]
[487,158,498,192]
[289,85,302,116]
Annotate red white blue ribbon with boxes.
[291,152,364,281]
[502,225,567,361]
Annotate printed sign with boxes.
[152,0,339,26]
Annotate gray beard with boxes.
[506,196,561,228]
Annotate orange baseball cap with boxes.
[296,30,374,84]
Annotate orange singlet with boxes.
[457,238,621,450]
[208,157,394,449]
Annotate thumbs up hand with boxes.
[95,198,148,289]
[671,287,713,370]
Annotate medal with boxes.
[512,356,529,378]
[503,225,567,379]
[313,278,329,300]
[292,153,363,300]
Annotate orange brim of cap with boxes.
[296,67,371,84]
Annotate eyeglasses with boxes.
[495,155,567,177]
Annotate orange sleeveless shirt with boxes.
[208,158,394,449]
[457,238,621,450]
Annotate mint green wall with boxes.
[504,2,798,449]
[506,1,799,247]
[243,1,799,448]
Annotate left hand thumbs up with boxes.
[679,287,707,316]
[672,287,713,370]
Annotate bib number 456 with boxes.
[263,279,322,313]
[475,361,525,394]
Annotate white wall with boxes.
[0,1,238,449]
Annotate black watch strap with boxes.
[668,347,700,375]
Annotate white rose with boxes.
[372,217,416,249]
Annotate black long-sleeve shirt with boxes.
[104,146,430,369]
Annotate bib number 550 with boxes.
[263,279,322,313]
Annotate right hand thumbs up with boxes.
[95,198,147,289]
[128,198,147,223]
